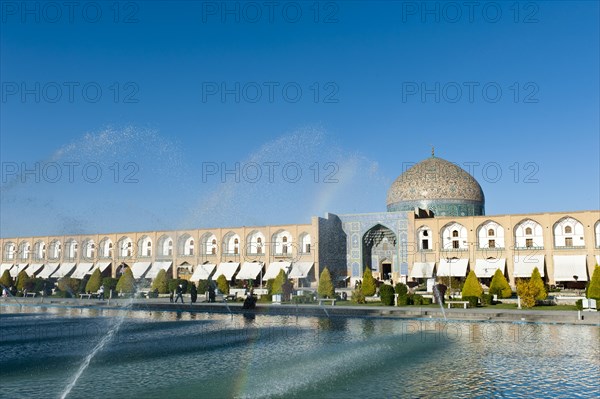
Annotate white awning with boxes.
[71,263,94,279]
[131,262,152,279]
[437,259,469,277]
[553,255,588,282]
[9,263,28,277]
[513,255,545,277]
[26,263,45,277]
[264,261,291,280]
[0,263,12,275]
[410,262,435,278]
[37,263,60,279]
[474,258,506,278]
[213,262,240,280]
[288,262,314,279]
[190,263,216,282]
[236,262,263,280]
[51,263,76,278]
[145,261,172,279]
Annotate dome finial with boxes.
[431,145,435,157]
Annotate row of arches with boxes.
[417,217,599,251]
[2,230,312,261]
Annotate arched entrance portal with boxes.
[363,224,397,280]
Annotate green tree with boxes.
[586,264,600,300]
[351,288,365,304]
[151,269,170,294]
[271,269,287,295]
[379,284,395,306]
[530,267,547,300]
[16,270,30,291]
[489,269,512,298]
[57,277,80,296]
[361,268,376,296]
[317,268,334,298]
[461,270,483,298]
[85,268,103,293]
[394,283,408,296]
[116,268,135,293]
[0,270,13,288]
[516,279,536,308]
[216,275,229,295]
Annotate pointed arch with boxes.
[553,216,584,247]
[514,219,543,249]
[476,220,505,249]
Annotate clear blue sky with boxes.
[1,0,599,237]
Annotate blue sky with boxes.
[1,0,599,237]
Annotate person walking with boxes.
[190,283,197,303]
[174,283,184,303]
[97,285,105,300]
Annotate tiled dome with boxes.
[386,156,485,216]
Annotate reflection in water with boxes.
[0,306,598,399]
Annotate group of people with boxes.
[169,283,198,304]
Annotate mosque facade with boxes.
[1,154,599,288]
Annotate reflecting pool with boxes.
[0,306,598,398]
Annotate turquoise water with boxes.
[0,306,598,398]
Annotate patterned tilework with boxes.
[386,156,485,216]
[331,211,410,277]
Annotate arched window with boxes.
[515,220,543,249]
[553,217,584,247]
[452,230,459,237]
[417,226,432,250]
[488,229,495,236]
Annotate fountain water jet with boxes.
[59,283,140,399]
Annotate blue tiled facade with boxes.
[318,211,411,280]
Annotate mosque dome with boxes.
[386,154,485,216]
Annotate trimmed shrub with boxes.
[481,293,494,306]
[16,270,30,292]
[86,269,103,293]
[397,294,411,306]
[148,289,159,298]
[462,296,479,308]
[271,270,286,295]
[422,297,432,305]
[116,268,135,293]
[412,294,424,306]
[462,270,483,298]
[0,270,13,288]
[379,284,395,306]
[318,268,335,298]
[292,293,315,304]
[361,268,376,297]
[216,275,229,295]
[351,288,366,304]
[489,269,512,298]
[102,277,118,291]
[57,277,80,297]
[516,279,536,308]
[587,265,600,300]
[394,283,408,296]
[197,280,209,294]
[530,267,547,300]
[151,269,170,294]
[575,299,583,311]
